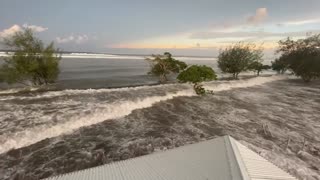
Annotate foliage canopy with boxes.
[145,52,187,83]
[271,57,288,74]
[248,61,270,76]
[0,28,61,86]
[218,42,263,79]
[177,65,217,95]
[177,65,217,83]
[276,34,320,82]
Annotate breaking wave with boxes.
[204,75,286,92]
[0,89,194,153]
[0,75,286,154]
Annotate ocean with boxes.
[0,53,217,90]
[57,55,217,89]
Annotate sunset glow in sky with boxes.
[1,0,320,56]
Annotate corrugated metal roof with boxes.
[44,136,297,180]
[233,139,297,180]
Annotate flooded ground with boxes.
[0,76,319,180]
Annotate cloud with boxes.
[189,8,270,40]
[247,8,268,24]
[0,25,22,38]
[75,35,89,43]
[189,6,320,41]
[190,31,254,39]
[278,18,320,26]
[0,24,48,38]
[23,24,48,32]
[190,30,317,40]
[56,34,89,44]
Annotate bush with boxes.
[248,61,270,76]
[177,65,217,95]
[276,35,320,82]
[218,42,263,79]
[0,28,61,86]
[271,57,287,74]
[146,52,187,83]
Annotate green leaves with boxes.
[277,34,320,82]
[271,57,287,74]
[146,52,187,83]
[177,65,217,83]
[177,65,217,95]
[218,42,263,79]
[146,54,217,94]
[0,28,61,86]
[248,61,270,76]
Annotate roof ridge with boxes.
[223,135,251,180]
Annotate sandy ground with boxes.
[0,77,319,180]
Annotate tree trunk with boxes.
[163,74,168,82]
[301,75,311,83]
[235,73,239,79]
[159,74,167,83]
[257,70,260,76]
[232,73,236,79]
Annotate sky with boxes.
[1,0,320,56]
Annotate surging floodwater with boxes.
[0,76,320,180]
[0,76,283,154]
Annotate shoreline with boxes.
[0,74,276,96]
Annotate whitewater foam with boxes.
[0,75,286,154]
[0,83,187,101]
[204,75,287,92]
[0,89,195,153]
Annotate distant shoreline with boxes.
[0,50,216,59]
[0,74,274,96]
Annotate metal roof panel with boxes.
[45,136,298,180]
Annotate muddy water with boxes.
[0,77,319,180]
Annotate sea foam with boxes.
[0,75,286,154]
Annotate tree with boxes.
[218,42,263,79]
[248,61,270,76]
[177,65,217,95]
[276,34,320,82]
[146,52,187,83]
[0,28,61,86]
[271,57,287,74]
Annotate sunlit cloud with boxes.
[278,18,320,26]
[109,33,280,50]
[110,25,317,50]
[56,34,89,44]
[189,30,315,40]
[0,25,22,38]
[247,8,268,25]
[23,24,48,32]
[108,6,320,53]
[0,24,48,39]
[111,43,192,49]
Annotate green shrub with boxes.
[177,65,217,95]
[146,52,187,83]
[218,42,263,79]
[276,35,320,82]
[0,28,61,86]
[248,61,270,76]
